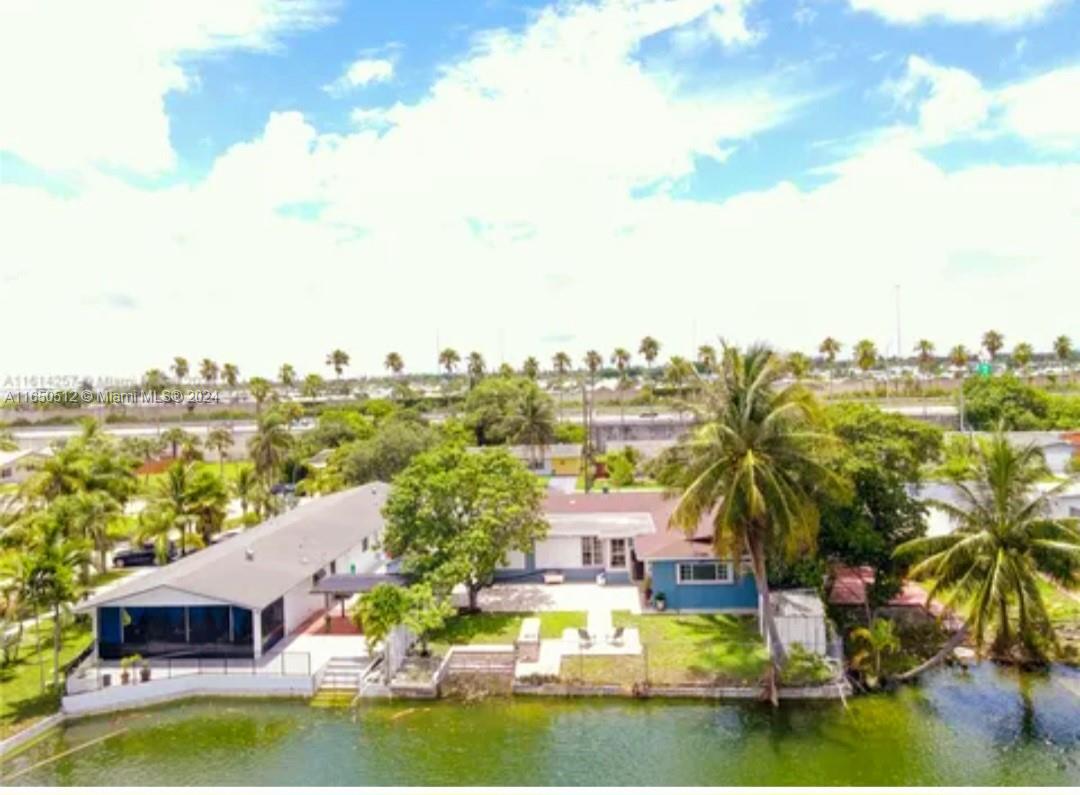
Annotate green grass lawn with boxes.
[429,611,587,654]
[139,459,252,492]
[1039,578,1080,623]
[0,618,93,740]
[559,612,769,687]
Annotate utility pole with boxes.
[580,381,593,493]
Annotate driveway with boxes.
[458,583,642,614]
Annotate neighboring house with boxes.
[498,492,759,613]
[468,444,583,476]
[828,565,961,629]
[0,447,51,485]
[77,483,389,660]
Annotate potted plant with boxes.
[102,672,112,687]
[140,661,152,682]
[120,654,141,685]
[653,592,667,612]
[643,575,653,602]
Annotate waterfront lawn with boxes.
[429,611,587,654]
[560,612,769,687]
[0,618,93,740]
[1039,578,1080,624]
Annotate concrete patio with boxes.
[457,582,643,614]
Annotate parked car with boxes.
[112,542,176,568]
[269,482,297,496]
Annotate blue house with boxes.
[633,531,759,613]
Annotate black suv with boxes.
[112,542,177,568]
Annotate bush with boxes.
[779,643,833,686]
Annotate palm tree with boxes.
[384,352,404,377]
[667,344,839,704]
[853,339,878,390]
[248,412,292,486]
[697,344,718,375]
[664,356,696,392]
[301,373,324,398]
[982,330,1005,361]
[438,348,460,377]
[897,432,1080,662]
[522,356,540,381]
[639,336,660,379]
[25,518,88,688]
[1054,335,1073,381]
[278,363,296,388]
[785,352,811,381]
[171,356,189,384]
[583,350,603,384]
[326,349,350,381]
[552,351,572,420]
[1012,342,1034,378]
[222,363,240,391]
[160,427,195,461]
[68,491,122,576]
[152,461,198,556]
[948,344,971,375]
[850,617,901,687]
[0,429,17,452]
[914,339,935,373]
[818,337,842,395]
[199,358,219,386]
[206,427,234,476]
[611,348,632,422]
[507,386,556,469]
[466,352,486,389]
[142,368,169,395]
[247,377,274,415]
[232,465,258,517]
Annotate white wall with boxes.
[535,537,586,569]
[334,536,382,576]
[62,673,314,716]
[283,578,324,635]
[92,586,226,608]
[504,550,527,570]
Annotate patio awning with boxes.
[310,573,408,595]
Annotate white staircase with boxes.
[318,657,369,692]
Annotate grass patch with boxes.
[138,459,252,492]
[428,611,586,654]
[0,618,93,740]
[560,612,768,687]
[1039,578,1080,623]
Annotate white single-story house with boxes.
[77,483,390,660]
[0,447,51,485]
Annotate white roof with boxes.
[546,511,656,538]
[0,448,50,467]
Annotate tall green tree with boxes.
[142,368,169,394]
[667,345,840,704]
[818,337,842,395]
[506,383,556,468]
[248,412,293,486]
[222,363,240,390]
[199,358,219,385]
[897,431,1080,661]
[638,336,660,378]
[384,352,405,377]
[301,373,325,398]
[914,339,936,373]
[278,363,297,388]
[697,344,718,374]
[438,348,460,377]
[171,356,189,384]
[206,427,234,476]
[583,350,603,384]
[466,352,486,389]
[551,351,572,420]
[522,356,540,381]
[1012,342,1034,376]
[326,349,350,380]
[248,376,275,415]
[949,344,970,372]
[383,446,549,611]
[982,329,1005,361]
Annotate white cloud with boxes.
[885,56,1080,150]
[324,58,395,95]
[0,0,334,174]
[672,0,764,49]
[998,65,1080,150]
[888,55,993,143]
[847,0,1062,26]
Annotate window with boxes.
[261,598,285,651]
[676,561,733,584]
[0,467,11,479]
[362,537,369,552]
[581,537,604,567]
[610,538,627,568]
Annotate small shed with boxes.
[770,590,829,657]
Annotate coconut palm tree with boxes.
[438,348,460,377]
[160,427,196,461]
[67,491,122,576]
[222,363,240,390]
[1012,342,1034,378]
[466,352,486,389]
[248,412,292,486]
[1054,335,1073,381]
[785,352,811,381]
[247,377,274,415]
[982,330,1004,361]
[853,339,878,391]
[850,617,901,687]
[896,431,1080,662]
[697,344,718,375]
[639,336,660,379]
[199,358,219,386]
[171,356,189,384]
[914,339,935,373]
[142,368,169,395]
[522,356,540,381]
[948,344,971,374]
[551,351,572,420]
[610,348,632,421]
[384,352,404,377]
[507,385,556,469]
[152,461,198,556]
[278,363,296,388]
[667,344,839,704]
[326,349,350,381]
[301,373,324,398]
[232,465,258,517]
[818,337,842,395]
[206,427,234,476]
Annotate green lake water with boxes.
[3,664,1080,786]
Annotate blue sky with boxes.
[1,0,1079,378]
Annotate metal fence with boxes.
[66,651,312,695]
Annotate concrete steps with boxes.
[317,657,370,693]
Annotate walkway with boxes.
[515,606,642,678]
[462,583,642,614]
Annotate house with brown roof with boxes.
[498,491,759,612]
